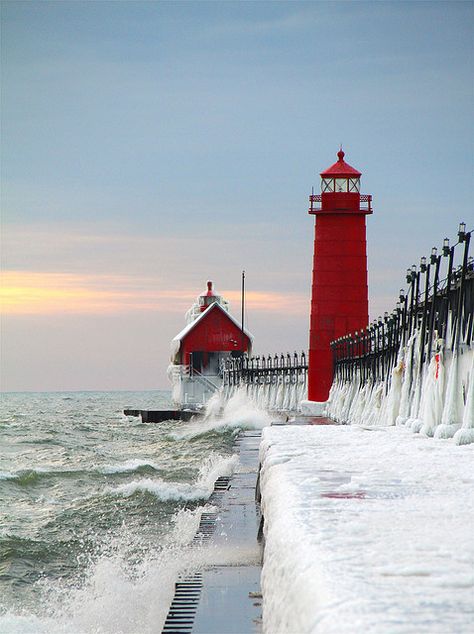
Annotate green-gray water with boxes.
[0,390,258,633]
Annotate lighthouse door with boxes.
[191,352,204,373]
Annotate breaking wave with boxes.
[0,507,207,634]
[107,453,238,501]
[171,389,272,440]
[0,460,162,486]
[99,459,161,474]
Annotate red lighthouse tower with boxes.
[307,149,373,403]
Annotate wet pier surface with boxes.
[163,431,263,634]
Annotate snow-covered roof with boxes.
[172,301,254,343]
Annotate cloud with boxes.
[1,270,309,316]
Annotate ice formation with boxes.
[221,371,307,413]
[325,323,473,444]
[259,425,474,634]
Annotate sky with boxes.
[1,0,473,392]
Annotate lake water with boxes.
[0,390,266,633]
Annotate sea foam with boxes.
[99,459,161,474]
[0,507,206,634]
[106,452,238,501]
[171,388,272,441]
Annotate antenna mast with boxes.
[241,270,245,352]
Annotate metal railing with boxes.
[186,365,220,392]
[221,351,308,388]
[330,223,473,387]
[309,193,373,214]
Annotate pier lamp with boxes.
[406,269,412,284]
[384,311,389,322]
[420,257,427,273]
[443,238,450,257]
[430,247,438,265]
[458,222,467,242]
[399,289,405,302]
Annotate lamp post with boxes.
[454,222,471,351]
[407,265,418,337]
[418,254,432,373]
[442,237,455,345]
[399,287,408,345]
[427,246,442,361]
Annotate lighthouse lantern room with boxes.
[307,150,373,406]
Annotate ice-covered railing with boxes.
[220,352,308,411]
[327,223,474,444]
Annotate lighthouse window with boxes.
[321,178,334,192]
[348,178,360,192]
[335,178,347,192]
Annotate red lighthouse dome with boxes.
[307,149,373,403]
[321,149,361,175]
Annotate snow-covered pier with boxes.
[259,424,474,633]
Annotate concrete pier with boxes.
[162,431,263,634]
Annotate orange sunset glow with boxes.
[1,271,309,316]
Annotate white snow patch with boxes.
[259,425,474,634]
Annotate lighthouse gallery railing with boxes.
[309,193,373,214]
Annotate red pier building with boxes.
[169,281,252,406]
[307,150,373,404]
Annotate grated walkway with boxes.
[162,431,263,634]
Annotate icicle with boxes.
[297,377,307,411]
[288,380,296,412]
[340,375,359,424]
[397,336,415,425]
[358,380,374,425]
[350,381,365,425]
[454,351,474,445]
[376,381,390,426]
[410,367,425,434]
[407,329,423,431]
[435,348,464,439]
[282,377,291,411]
[385,355,404,425]
[365,382,384,426]
[270,379,278,411]
[420,343,445,437]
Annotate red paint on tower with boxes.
[308,150,373,402]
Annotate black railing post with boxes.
[418,256,431,372]
[442,239,455,345]
[454,225,471,351]
[427,247,441,362]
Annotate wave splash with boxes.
[172,388,272,441]
[107,452,238,501]
[0,507,205,634]
[0,460,161,485]
[1,497,258,634]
